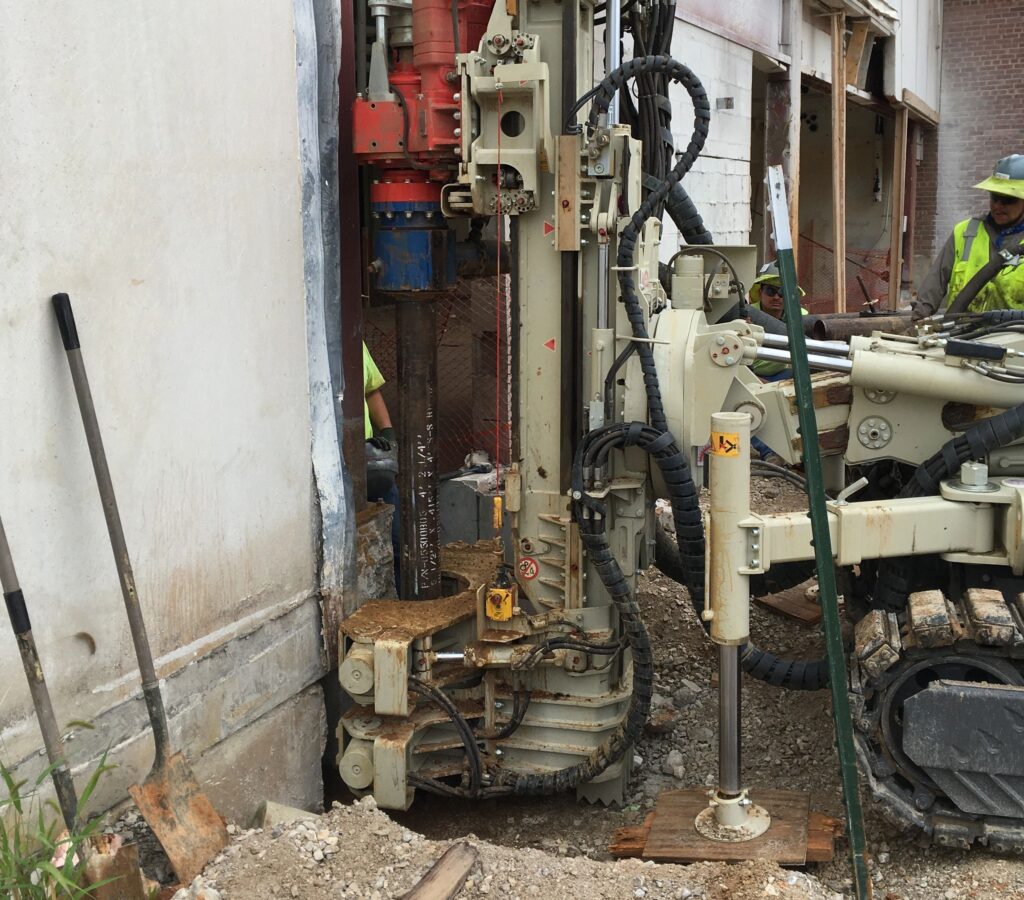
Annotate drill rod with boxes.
[396,300,442,600]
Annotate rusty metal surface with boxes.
[397,300,442,600]
[128,752,229,885]
[341,540,500,641]
[808,313,912,341]
[341,594,477,641]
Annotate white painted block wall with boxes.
[0,2,318,781]
[664,23,753,252]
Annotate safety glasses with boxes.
[990,193,1022,207]
[760,284,782,297]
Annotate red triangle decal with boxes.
[543,221,555,236]
[544,338,556,351]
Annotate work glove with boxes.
[367,427,396,453]
[909,300,934,322]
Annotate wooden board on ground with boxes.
[756,589,821,625]
[610,789,837,865]
[609,812,656,858]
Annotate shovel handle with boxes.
[53,292,81,351]
[0,513,80,832]
[52,293,172,766]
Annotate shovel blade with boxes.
[128,752,229,884]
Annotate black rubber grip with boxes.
[4,589,31,636]
[946,338,1006,361]
[52,293,80,351]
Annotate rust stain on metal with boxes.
[941,402,1006,432]
[342,540,502,641]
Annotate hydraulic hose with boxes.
[586,57,826,691]
[874,401,1024,611]
[496,422,693,795]
[569,54,712,433]
[718,300,789,336]
[644,175,713,246]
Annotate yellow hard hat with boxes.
[749,261,805,304]
[974,154,1024,201]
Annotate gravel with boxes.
[200,797,834,899]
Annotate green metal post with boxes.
[766,165,872,899]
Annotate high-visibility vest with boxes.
[949,218,1024,312]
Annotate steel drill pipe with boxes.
[397,300,442,600]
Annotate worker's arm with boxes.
[912,232,956,320]
[367,389,396,447]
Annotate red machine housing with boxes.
[353,0,492,181]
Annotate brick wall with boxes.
[913,0,1024,280]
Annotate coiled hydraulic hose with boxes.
[874,400,1024,611]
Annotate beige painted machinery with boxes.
[340,0,1024,852]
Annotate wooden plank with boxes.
[887,106,909,310]
[902,88,939,127]
[556,135,581,252]
[831,11,847,313]
[610,812,657,858]
[401,843,478,900]
[642,789,811,865]
[614,799,839,864]
[756,590,821,626]
[844,22,870,87]
[806,811,844,863]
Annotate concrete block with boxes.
[193,684,327,826]
[356,503,396,605]
[254,799,321,829]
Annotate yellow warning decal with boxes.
[710,431,740,457]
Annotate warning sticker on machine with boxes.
[518,557,539,580]
[710,431,740,456]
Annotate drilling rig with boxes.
[338,0,1024,853]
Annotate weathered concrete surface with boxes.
[0,0,317,781]
[356,502,397,605]
[7,594,327,817]
[194,685,327,825]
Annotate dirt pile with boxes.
[196,796,833,900]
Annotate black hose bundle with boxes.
[496,420,694,794]
[874,401,1024,611]
[568,54,711,433]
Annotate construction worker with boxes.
[912,154,1024,320]
[364,343,400,587]
[748,261,808,381]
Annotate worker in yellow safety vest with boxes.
[748,260,808,380]
[912,154,1024,320]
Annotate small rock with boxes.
[313,848,324,862]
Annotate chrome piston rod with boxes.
[760,333,850,356]
[754,346,853,373]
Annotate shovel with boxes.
[52,293,228,884]
[0,512,80,833]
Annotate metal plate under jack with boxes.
[694,795,771,842]
[640,789,820,865]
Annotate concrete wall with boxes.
[0,1,332,820]
[663,22,754,252]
